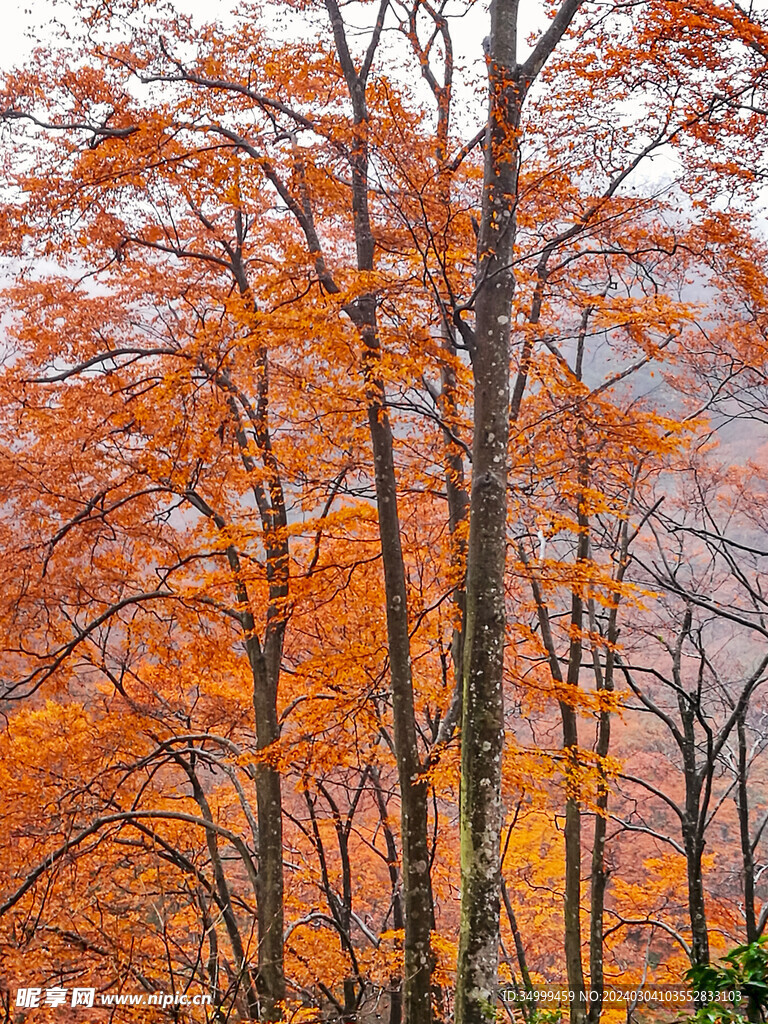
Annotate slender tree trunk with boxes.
[198,892,225,1022]
[563,723,587,1024]
[502,880,534,999]
[685,832,709,969]
[736,714,761,1023]
[433,342,470,743]
[527,557,587,1024]
[318,8,438,1015]
[562,464,589,1024]
[737,714,758,944]
[679,687,709,971]
[181,758,261,1019]
[209,497,286,1023]
[682,748,709,971]
[588,797,608,1024]
[455,3,519,1019]
[371,767,405,1024]
[250,343,289,1022]
[434,61,470,734]
[588,643,614,1024]
[455,0,584,1013]
[249,641,286,1021]
[364,345,435,1024]
[218,268,288,1023]
[588,752,609,1023]
[588,500,633,1024]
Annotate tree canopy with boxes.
[2,0,768,1021]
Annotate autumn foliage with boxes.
[2,0,768,1021]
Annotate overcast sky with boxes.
[1,0,494,76]
[1,0,240,70]
[2,2,39,68]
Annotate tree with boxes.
[616,450,768,974]
[3,0,768,1020]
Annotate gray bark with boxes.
[737,715,758,945]
[456,2,519,1019]
[455,1,583,1019]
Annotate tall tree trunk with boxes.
[190,479,286,1023]
[588,498,634,1024]
[562,698,586,1024]
[678,644,709,973]
[455,0,583,1015]
[432,35,470,742]
[562,462,589,1024]
[524,498,588,1024]
[588,634,615,1024]
[737,713,757,944]
[432,341,470,746]
[564,779,586,1024]
[502,879,534,1000]
[364,337,435,1024]
[682,752,709,971]
[209,260,289,1023]
[249,637,286,1021]
[371,766,405,1024]
[243,319,289,1024]
[319,8,438,1017]
[684,825,709,969]
[736,714,761,1024]
[455,3,519,1019]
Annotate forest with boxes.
[1,0,768,1020]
